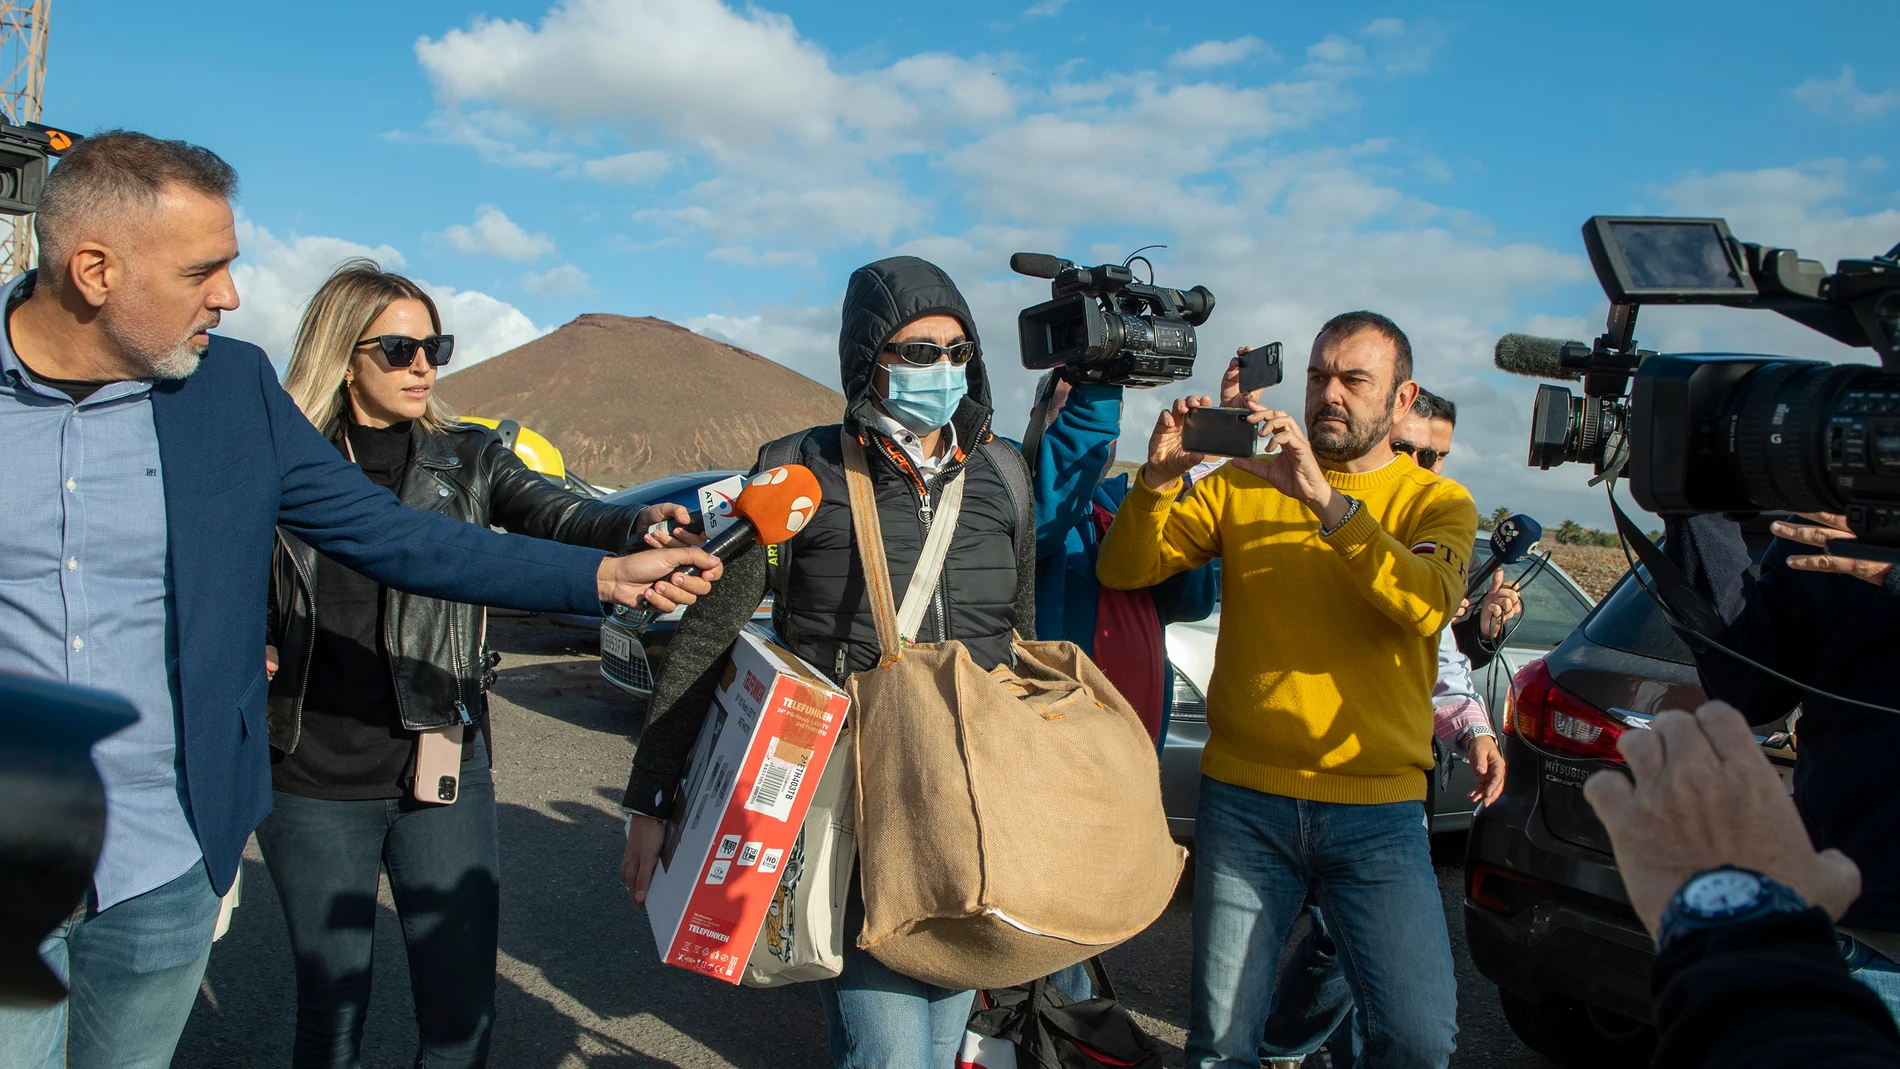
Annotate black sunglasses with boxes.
[357,334,455,368]
[883,340,978,367]
[1392,440,1448,469]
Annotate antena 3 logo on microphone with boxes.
[737,465,822,543]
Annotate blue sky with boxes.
[54,0,1900,522]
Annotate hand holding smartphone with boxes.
[1181,406,1260,458]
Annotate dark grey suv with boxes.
[1462,526,1793,1067]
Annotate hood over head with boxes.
[838,256,992,421]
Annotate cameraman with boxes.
[1028,372,1218,747]
[1100,312,1476,1069]
[1664,508,1900,1018]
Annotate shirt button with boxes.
[66,557,77,571]
[71,636,84,650]
[65,478,76,491]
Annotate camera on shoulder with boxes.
[1497,215,1900,555]
[1010,247,1215,389]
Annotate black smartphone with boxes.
[1181,406,1259,458]
[1237,342,1284,395]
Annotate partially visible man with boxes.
[1100,312,1477,1068]
[0,131,718,1069]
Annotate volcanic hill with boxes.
[434,314,844,489]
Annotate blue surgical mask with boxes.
[880,360,967,434]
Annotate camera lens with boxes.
[1729,362,1850,514]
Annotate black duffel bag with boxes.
[961,958,1169,1069]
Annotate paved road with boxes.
[176,615,1560,1068]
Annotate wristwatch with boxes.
[1656,866,1812,954]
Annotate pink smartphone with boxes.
[412,724,464,805]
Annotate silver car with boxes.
[1158,532,1596,838]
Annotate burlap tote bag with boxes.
[840,434,1186,991]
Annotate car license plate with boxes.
[600,624,633,665]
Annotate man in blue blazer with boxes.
[0,131,721,1069]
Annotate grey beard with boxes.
[142,336,204,380]
[1310,412,1392,464]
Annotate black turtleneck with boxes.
[272,418,419,800]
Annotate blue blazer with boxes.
[149,336,610,893]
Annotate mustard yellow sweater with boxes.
[1097,456,1478,804]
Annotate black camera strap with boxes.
[1607,492,1726,648]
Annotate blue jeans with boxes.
[1840,933,1900,1025]
[1260,902,1356,1067]
[253,747,499,1069]
[815,944,976,1069]
[0,862,220,1069]
[1187,777,1457,1069]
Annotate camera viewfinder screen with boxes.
[1608,221,1745,291]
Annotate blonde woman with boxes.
[257,259,690,1069]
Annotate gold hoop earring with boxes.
[343,370,355,387]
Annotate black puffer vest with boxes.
[767,256,1032,678]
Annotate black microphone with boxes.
[1467,514,1543,598]
[1494,333,1584,381]
[1010,252,1066,279]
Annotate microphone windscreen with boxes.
[733,464,823,545]
[1494,333,1582,380]
[1010,252,1065,279]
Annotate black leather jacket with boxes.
[267,420,641,754]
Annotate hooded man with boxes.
[617,256,1036,1069]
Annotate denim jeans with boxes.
[0,862,220,1069]
[1259,901,1356,1067]
[1840,933,1900,1025]
[815,944,976,1069]
[1186,777,1457,1069]
[253,741,499,1069]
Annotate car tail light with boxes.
[1504,659,1627,762]
[1468,862,1550,914]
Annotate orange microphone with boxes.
[620,464,821,626]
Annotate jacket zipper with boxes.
[280,531,318,749]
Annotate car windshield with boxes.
[1469,544,1593,649]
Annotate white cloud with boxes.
[220,217,546,375]
[581,150,675,184]
[1793,66,1900,122]
[1022,0,1072,17]
[706,246,820,269]
[520,262,594,295]
[439,205,558,262]
[1169,37,1269,70]
[1364,18,1407,37]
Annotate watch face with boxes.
[1682,869,1766,916]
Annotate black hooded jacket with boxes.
[622,256,1035,817]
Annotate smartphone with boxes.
[1182,406,1259,458]
[412,723,464,805]
[1237,342,1284,395]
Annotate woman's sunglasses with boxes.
[883,340,978,367]
[1392,440,1448,470]
[357,334,456,368]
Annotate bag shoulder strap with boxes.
[760,428,817,633]
[897,469,964,640]
[841,433,905,661]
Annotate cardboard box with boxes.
[646,625,850,983]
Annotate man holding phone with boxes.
[1099,311,1476,1068]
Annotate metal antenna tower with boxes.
[0,0,48,278]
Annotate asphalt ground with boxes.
[175,614,1561,1068]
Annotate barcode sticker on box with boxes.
[743,736,810,822]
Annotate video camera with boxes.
[0,121,76,216]
[1496,216,1900,551]
[1010,248,1215,389]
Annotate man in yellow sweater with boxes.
[1099,311,1476,1069]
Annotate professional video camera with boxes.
[1495,216,1900,552]
[1010,247,1215,389]
[0,121,76,216]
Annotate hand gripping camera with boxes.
[1010,248,1215,389]
[1496,216,1900,554]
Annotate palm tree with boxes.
[1555,519,1584,545]
[1489,505,1512,530]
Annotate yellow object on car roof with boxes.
[459,417,566,478]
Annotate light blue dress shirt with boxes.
[0,274,201,910]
